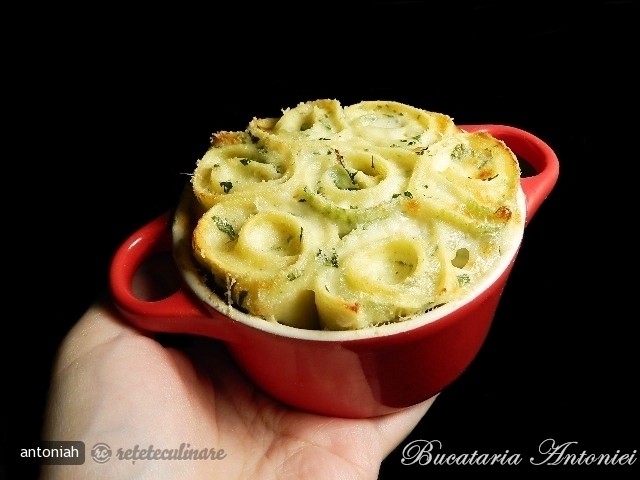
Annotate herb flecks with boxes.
[287,270,302,281]
[220,181,233,193]
[457,274,471,287]
[451,143,471,160]
[317,248,339,267]
[393,191,413,199]
[335,149,358,186]
[212,215,237,240]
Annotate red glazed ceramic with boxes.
[109,124,559,418]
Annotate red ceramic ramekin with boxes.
[109,124,559,418]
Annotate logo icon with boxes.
[91,443,112,463]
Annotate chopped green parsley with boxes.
[219,181,233,193]
[317,248,339,267]
[212,215,237,240]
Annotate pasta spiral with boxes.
[187,99,522,330]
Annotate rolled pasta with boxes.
[192,193,340,329]
[192,132,294,209]
[186,99,523,330]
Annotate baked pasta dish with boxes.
[177,99,523,331]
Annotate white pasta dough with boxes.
[189,99,522,330]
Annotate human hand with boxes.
[40,297,435,480]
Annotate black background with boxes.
[5,1,638,478]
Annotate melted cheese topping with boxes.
[188,99,522,330]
